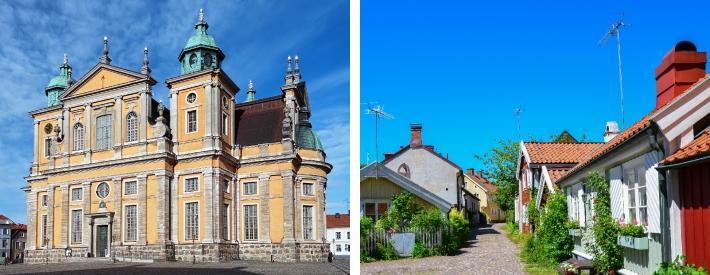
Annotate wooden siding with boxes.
[361,177,436,209]
[679,161,710,270]
[622,233,662,275]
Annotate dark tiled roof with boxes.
[235,96,284,146]
[11,224,26,231]
[326,214,350,228]
[523,142,604,164]
[663,130,710,164]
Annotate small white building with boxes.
[326,213,350,257]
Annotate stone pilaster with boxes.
[112,178,122,245]
[83,104,92,164]
[169,90,178,155]
[82,182,91,246]
[139,90,148,154]
[231,176,238,243]
[45,187,55,249]
[113,96,123,159]
[317,179,326,242]
[32,121,39,172]
[156,172,171,243]
[170,176,178,242]
[282,171,296,242]
[137,174,148,245]
[202,170,214,243]
[27,191,37,249]
[59,185,69,248]
[258,174,270,242]
[203,83,213,147]
[61,108,69,166]
[294,178,302,241]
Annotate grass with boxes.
[502,223,558,275]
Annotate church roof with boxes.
[234,95,285,146]
[296,124,323,151]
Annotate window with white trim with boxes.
[124,181,137,195]
[185,177,199,193]
[336,244,341,252]
[303,205,314,240]
[44,138,52,157]
[96,114,113,150]
[244,205,258,240]
[221,112,228,135]
[223,179,230,193]
[125,205,137,241]
[243,181,257,195]
[347,232,350,239]
[364,202,388,222]
[42,195,48,207]
[625,165,648,225]
[336,232,341,240]
[72,123,84,151]
[346,244,350,252]
[303,182,314,196]
[187,110,197,133]
[71,209,82,243]
[126,112,138,143]
[71,188,82,201]
[185,202,199,240]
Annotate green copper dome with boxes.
[45,56,75,107]
[184,29,218,50]
[179,9,224,75]
[46,75,69,90]
[296,124,324,151]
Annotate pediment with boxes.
[61,63,149,99]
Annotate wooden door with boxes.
[96,225,108,257]
[679,161,710,270]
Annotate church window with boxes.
[221,112,228,135]
[222,204,229,240]
[186,92,196,103]
[71,209,82,244]
[71,188,82,201]
[95,114,113,151]
[72,123,84,151]
[126,112,138,143]
[303,205,314,240]
[125,205,137,242]
[397,163,411,178]
[223,179,229,193]
[96,182,110,199]
[185,202,199,240]
[244,205,258,240]
[44,138,52,157]
[243,181,257,195]
[187,110,197,133]
[303,182,314,196]
[124,181,137,195]
[185,177,199,193]
[41,195,48,207]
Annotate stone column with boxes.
[139,90,148,154]
[282,171,296,242]
[232,176,238,243]
[112,178,122,246]
[294,178,302,241]
[215,173,223,242]
[258,174,270,242]
[82,182,91,246]
[32,121,39,173]
[27,191,37,249]
[317,179,326,242]
[203,83,213,149]
[61,108,69,167]
[169,90,178,155]
[59,185,69,248]
[170,176,178,242]
[202,170,214,243]
[137,174,148,245]
[156,172,171,243]
[114,96,122,159]
[83,104,92,164]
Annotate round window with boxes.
[187,92,197,103]
[44,123,53,134]
[96,182,110,199]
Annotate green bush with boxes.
[449,208,470,247]
[536,192,573,263]
[376,192,421,231]
[587,172,623,273]
[411,208,447,230]
[655,256,708,275]
[411,242,431,258]
[618,223,646,238]
[375,241,399,261]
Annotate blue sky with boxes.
[361,1,710,173]
[0,0,349,223]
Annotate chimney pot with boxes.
[467,168,475,176]
[604,121,620,142]
[410,123,423,147]
[655,41,706,109]
[477,171,483,178]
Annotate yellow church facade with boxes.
[23,10,331,263]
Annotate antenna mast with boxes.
[600,14,628,128]
[364,103,394,177]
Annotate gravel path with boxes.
[361,223,524,275]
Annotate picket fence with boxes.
[361,226,451,254]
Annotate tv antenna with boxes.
[514,107,523,140]
[600,14,628,128]
[364,102,394,177]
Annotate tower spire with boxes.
[246,80,256,102]
[293,55,301,83]
[63,53,68,65]
[141,46,151,75]
[100,36,111,64]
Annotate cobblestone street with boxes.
[361,223,524,275]
[0,259,349,275]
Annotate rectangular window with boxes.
[96,114,113,150]
[625,166,648,225]
[303,205,314,240]
[125,205,137,242]
[185,177,199,193]
[42,195,48,207]
[124,181,137,195]
[187,110,197,133]
[223,179,230,193]
[41,215,48,247]
[222,204,229,240]
[364,202,388,222]
[244,205,258,241]
[71,209,82,244]
[336,244,341,252]
[243,181,257,195]
[71,188,82,201]
[347,232,350,239]
[222,113,228,135]
[44,138,52,157]
[185,202,199,240]
[303,182,314,196]
[346,244,350,252]
[336,232,341,240]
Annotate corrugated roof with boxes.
[524,142,604,164]
[326,214,350,228]
[663,130,710,164]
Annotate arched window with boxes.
[126,112,138,143]
[397,163,411,178]
[72,123,84,151]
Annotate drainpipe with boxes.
[647,127,670,263]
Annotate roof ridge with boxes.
[524,141,604,144]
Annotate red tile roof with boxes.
[524,142,604,164]
[663,130,710,164]
[11,224,26,231]
[326,214,350,228]
[547,168,571,183]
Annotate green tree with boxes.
[587,172,623,273]
[476,139,519,216]
[376,192,421,230]
[537,192,573,263]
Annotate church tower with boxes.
[45,54,74,107]
[178,8,224,74]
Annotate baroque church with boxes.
[23,9,331,263]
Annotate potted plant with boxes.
[617,222,648,250]
[559,261,580,275]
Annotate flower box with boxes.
[617,235,649,250]
[569,229,581,237]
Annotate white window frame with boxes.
[72,123,84,152]
[125,111,139,143]
[70,208,82,244]
[123,204,138,243]
[95,114,113,151]
[336,244,341,252]
[302,182,315,196]
[184,201,200,241]
[44,138,52,157]
[123,180,138,196]
[41,194,48,207]
[243,204,259,241]
[302,204,315,241]
[185,109,198,134]
[336,232,341,240]
[623,158,648,226]
[183,176,200,193]
[242,181,258,196]
[185,92,197,104]
[71,187,83,202]
[221,112,228,136]
[361,200,389,222]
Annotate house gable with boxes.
[61,64,149,100]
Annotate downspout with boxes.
[647,127,670,263]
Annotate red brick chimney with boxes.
[655,41,706,109]
[409,123,422,147]
[466,168,475,177]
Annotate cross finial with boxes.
[100,36,111,64]
[199,8,205,22]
